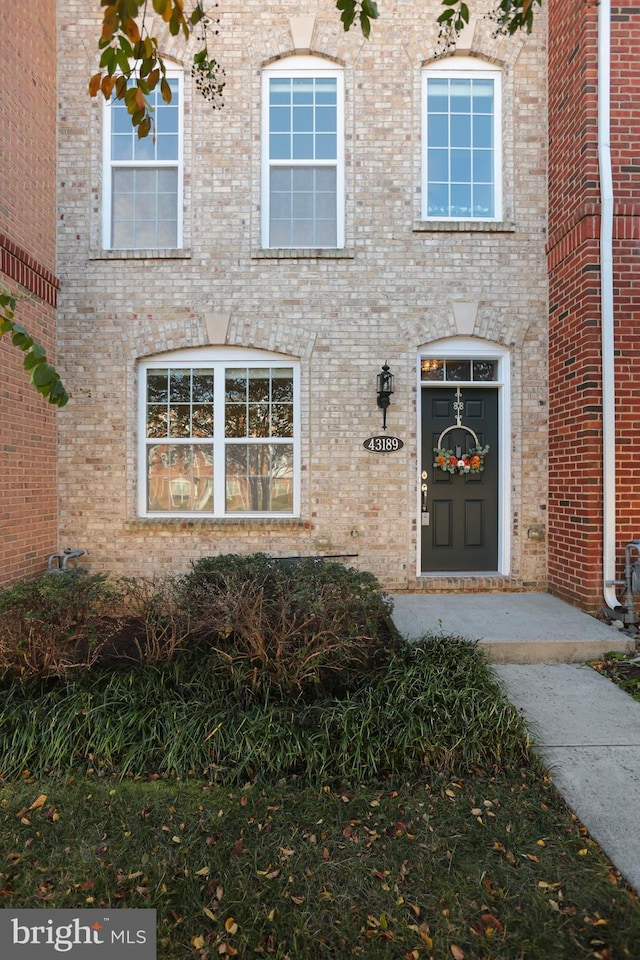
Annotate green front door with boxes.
[421,387,499,572]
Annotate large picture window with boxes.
[422,59,502,221]
[262,57,344,249]
[138,351,299,517]
[103,75,183,249]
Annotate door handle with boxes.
[421,482,428,512]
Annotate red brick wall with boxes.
[547,1,640,610]
[0,2,59,585]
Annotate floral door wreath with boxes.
[433,443,489,475]
[430,387,491,475]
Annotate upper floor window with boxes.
[103,75,183,249]
[262,57,344,249]
[138,350,300,518]
[422,59,502,221]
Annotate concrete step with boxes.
[390,592,634,664]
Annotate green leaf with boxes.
[11,331,34,351]
[49,379,69,407]
[99,46,117,72]
[23,345,47,370]
[32,363,56,388]
[118,35,134,58]
[116,49,131,76]
[189,4,205,26]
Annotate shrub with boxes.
[0,572,190,679]
[177,553,398,701]
[0,571,123,679]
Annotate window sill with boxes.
[128,517,309,531]
[252,248,355,259]
[89,248,192,260]
[413,220,515,233]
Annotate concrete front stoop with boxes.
[390,592,633,664]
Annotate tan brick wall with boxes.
[56,0,548,591]
[0,1,58,585]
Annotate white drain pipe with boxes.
[598,0,618,612]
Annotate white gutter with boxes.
[598,0,618,611]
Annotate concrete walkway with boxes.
[390,592,640,895]
[495,663,640,895]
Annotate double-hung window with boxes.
[138,351,300,517]
[262,57,344,249]
[103,75,183,249]
[422,59,502,221]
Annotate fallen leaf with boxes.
[225,917,238,935]
[451,945,465,959]
[191,935,205,949]
[29,795,47,811]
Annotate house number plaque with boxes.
[363,436,404,453]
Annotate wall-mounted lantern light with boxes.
[376,362,395,430]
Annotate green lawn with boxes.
[2,769,639,959]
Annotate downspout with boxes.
[598,0,618,611]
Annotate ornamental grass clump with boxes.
[0,633,532,784]
[177,553,398,702]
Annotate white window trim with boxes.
[102,71,184,250]
[137,348,301,519]
[261,55,345,250]
[421,58,503,223]
[417,338,511,576]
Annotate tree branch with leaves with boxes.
[89,1,541,137]
[0,289,69,407]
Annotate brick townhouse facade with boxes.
[6,2,637,614]
[0,2,59,586]
[547,0,640,613]
[54,0,549,593]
